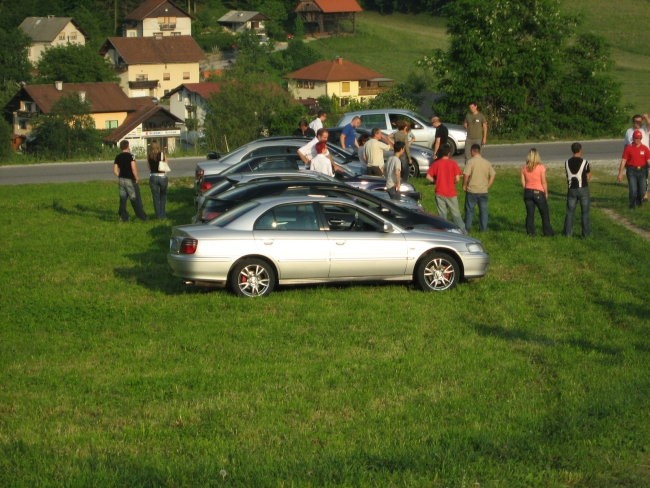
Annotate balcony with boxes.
[358,86,387,96]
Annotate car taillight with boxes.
[200,181,212,192]
[180,238,198,254]
[201,211,221,222]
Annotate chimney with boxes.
[55,80,63,91]
[336,56,343,64]
[79,91,86,102]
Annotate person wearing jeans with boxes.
[562,142,591,237]
[147,141,168,219]
[113,140,147,222]
[521,148,554,236]
[463,144,495,232]
[618,129,650,209]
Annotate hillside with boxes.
[310,6,649,116]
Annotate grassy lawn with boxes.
[1,169,649,486]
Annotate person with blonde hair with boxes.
[521,148,554,236]
[147,140,168,219]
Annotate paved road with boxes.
[0,139,624,186]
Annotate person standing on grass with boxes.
[521,148,554,236]
[463,102,488,162]
[113,140,147,222]
[385,141,404,200]
[618,129,650,209]
[624,113,650,201]
[392,120,415,182]
[562,142,592,238]
[426,142,466,232]
[147,141,168,220]
[463,144,496,232]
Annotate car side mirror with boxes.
[207,151,221,160]
[383,222,394,233]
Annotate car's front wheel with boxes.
[229,258,276,297]
[415,252,460,291]
[408,159,419,178]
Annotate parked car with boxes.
[337,109,467,155]
[326,126,435,177]
[195,136,364,190]
[196,155,421,202]
[193,179,423,223]
[168,195,489,297]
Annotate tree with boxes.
[36,44,118,83]
[30,92,101,159]
[0,116,13,161]
[203,79,304,151]
[416,0,624,137]
[0,28,32,84]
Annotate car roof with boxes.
[206,180,359,201]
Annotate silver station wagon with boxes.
[169,196,489,297]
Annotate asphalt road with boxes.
[0,139,624,186]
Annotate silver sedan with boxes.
[169,196,489,297]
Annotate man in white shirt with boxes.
[364,128,392,176]
[308,110,327,132]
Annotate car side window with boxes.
[254,203,319,231]
[249,146,296,157]
[359,113,387,131]
[320,203,383,232]
[256,158,300,171]
[389,113,422,130]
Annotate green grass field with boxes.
[311,5,650,117]
[1,169,649,486]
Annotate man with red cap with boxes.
[618,129,650,208]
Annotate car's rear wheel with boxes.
[229,258,276,297]
[415,252,460,291]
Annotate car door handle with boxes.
[335,241,346,245]
[263,240,274,245]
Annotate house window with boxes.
[58,33,65,40]
[153,32,163,39]
[297,80,315,89]
[136,74,148,81]
[127,30,137,37]
[105,120,118,129]
[183,72,190,80]
[177,93,183,101]
[163,73,170,80]
[171,32,181,36]
[69,33,77,41]
[341,82,350,93]
[19,120,28,130]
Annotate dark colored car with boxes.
[194,179,462,233]
[196,155,421,201]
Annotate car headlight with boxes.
[399,182,416,192]
[466,243,484,253]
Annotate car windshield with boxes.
[209,200,260,227]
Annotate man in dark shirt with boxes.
[562,142,591,237]
[293,119,315,138]
[431,116,449,160]
[113,140,147,221]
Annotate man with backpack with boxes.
[563,142,591,237]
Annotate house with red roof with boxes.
[100,36,204,99]
[6,81,182,152]
[122,0,192,38]
[295,0,363,34]
[285,57,393,107]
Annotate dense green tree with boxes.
[36,44,118,83]
[0,116,13,161]
[203,79,304,151]
[0,28,32,83]
[30,92,101,159]
[269,39,322,74]
[416,0,624,137]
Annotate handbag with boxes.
[159,152,171,173]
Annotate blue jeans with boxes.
[626,166,648,208]
[523,189,553,236]
[149,174,168,218]
[563,187,590,237]
[435,195,466,232]
[118,178,147,221]
[464,192,489,231]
